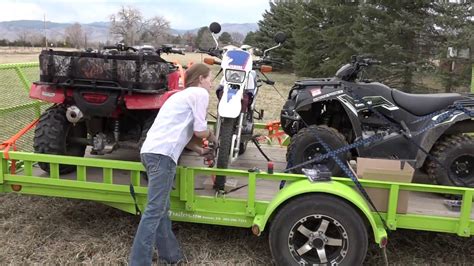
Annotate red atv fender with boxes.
[29,70,183,108]
[124,90,180,109]
[29,83,68,103]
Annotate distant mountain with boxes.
[0,20,259,43]
[0,20,111,43]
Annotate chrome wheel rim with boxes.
[288,214,349,265]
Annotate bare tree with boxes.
[110,6,170,46]
[145,16,170,41]
[109,6,144,46]
[183,32,196,47]
[65,23,84,49]
[17,30,30,46]
[28,31,44,47]
[230,32,245,45]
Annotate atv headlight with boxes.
[225,69,246,83]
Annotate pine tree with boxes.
[350,1,440,92]
[218,32,233,45]
[243,31,257,46]
[293,1,359,77]
[254,1,298,71]
[195,26,214,50]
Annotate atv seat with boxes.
[392,90,465,116]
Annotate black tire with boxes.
[287,125,350,176]
[427,134,474,187]
[215,118,236,190]
[238,140,248,155]
[138,115,156,151]
[138,116,156,181]
[269,194,368,265]
[33,105,87,174]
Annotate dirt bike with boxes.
[30,43,185,174]
[201,22,286,190]
[280,55,474,187]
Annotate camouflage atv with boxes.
[30,44,184,174]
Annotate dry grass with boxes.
[1,51,474,265]
[0,47,77,64]
[2,193,474,265]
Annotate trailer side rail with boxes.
[1,151,473,239]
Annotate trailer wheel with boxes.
[269,194,368,266]
[427,134,474,187]
[34,105,87,174]
[287,125,349,176]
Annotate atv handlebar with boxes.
[158,46,185,55]
[351,55,381,67]
[103,44,137,52]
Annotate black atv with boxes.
[281,56,474,187]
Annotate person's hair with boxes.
[185,63,211,88]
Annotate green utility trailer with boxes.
[1,63,474,265]
[2,149,474,265]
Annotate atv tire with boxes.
[287,125,350,176]
[427,134,474,187]
[34,105,87,174]
[138,115,156,151]
[138,116,157,181]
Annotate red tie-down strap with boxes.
[0,118,39,173]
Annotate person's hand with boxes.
[201,147,215,161]
[207,131,217,144]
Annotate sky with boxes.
[0,0,271,29]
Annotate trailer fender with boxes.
[253,179,387,244]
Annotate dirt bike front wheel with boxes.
[214,117,237,190]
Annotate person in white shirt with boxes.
[130,63,216,266]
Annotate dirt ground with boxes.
[1,50,474,265]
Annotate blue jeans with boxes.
[129,153,184,266]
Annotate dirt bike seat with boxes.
[392,89,465,116]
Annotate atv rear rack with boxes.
[34,80,168,94]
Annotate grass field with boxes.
[1,50,474,265]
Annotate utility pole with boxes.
[43,14,47,48]
[84,32,87,49]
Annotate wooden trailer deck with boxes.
[28,144,472,219]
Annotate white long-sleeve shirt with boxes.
[140,86,209,164]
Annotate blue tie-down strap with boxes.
[279,91,474,230]
[282,128,391,231]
